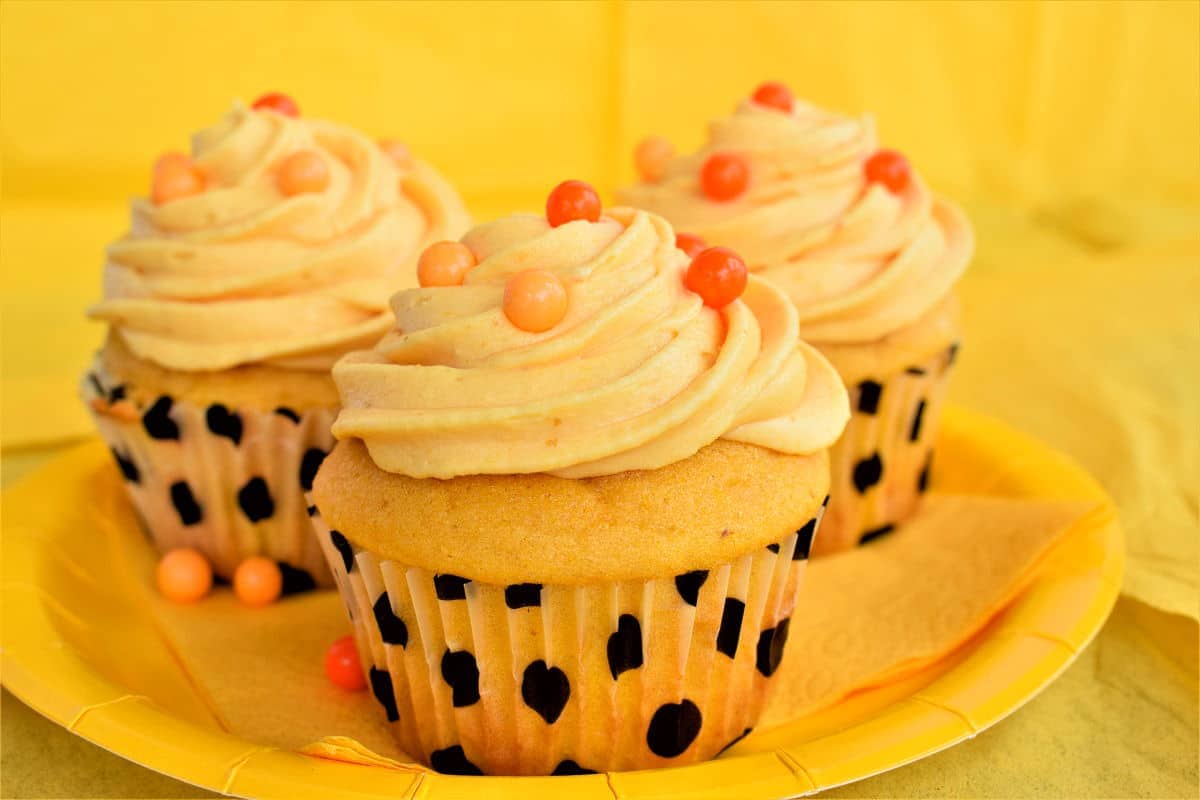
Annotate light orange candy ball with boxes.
[418,241,477,287]
[156,548,213,604]
[503,270,568,333]
[152,153,205,205]
[233,556,283,608]
[379,139,412,168]
[277,150,330,196]
[635,136,674,182]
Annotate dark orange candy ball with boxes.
[252,92,300,117]
[546,180,602,227]
[325,635,366,692]
[675,232,708,258]
[699,152,749,202]
[863,149,911,193]
[752,81,795,113]
[685,246,748,310]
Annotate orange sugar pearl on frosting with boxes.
[277,150,330,196]
[156,548,213,604]
[379,139,412,167]
[325,635,366,691]
[685,246,748,309]
[864,149,911,193]
[546,179,602,227]
[418,241,477,287]
[751,81,796,113]
[503,269,568,333]
[233,556,283,607]
[700,151,749,202]
[151,152,205,205]
[635,136,674,182]
[675,232,708,258]
[252,92,300,117]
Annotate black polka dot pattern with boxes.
[205,404,243,445]
[852,452,883,494]
[905,365,927,376]
[857,380,882,415]
[504,583,542,609]
[674,570,708,607]
[329,530,355,573]
[755,618,790,677]
[433,573,471,600]
[766,543,780,553]
[552,759,597,775]
[860,524,895,545]
[793,517,816,560]
[430,745,483,776]
[143,396,180,440]
[299,448,326,491]
[521,660,570,724]
[278,563,316,595]
[947,342,960,366]
[607,614,644,679]
[274,407,301,423]
[373,592,409,646]
[306,504,318,517]
[369,667,399,722]
[109,384,127,402]
[918,454,932,494]
[237,477,275,522]
[441,649,480,707]
[110,448,140,484]
[87,373,105,397]
[716,598,746,658]
[718,727,754,755]
[910,399,927,442]
[646,699,702,758]
[169,480,202,526]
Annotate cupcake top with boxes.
[90,96,470,372]
[619,85,974,346]
[331,187,849,480]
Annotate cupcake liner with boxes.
[816,342,958,556]
[82,362,337,587]
[310,500,827,776]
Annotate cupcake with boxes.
[84,94,470,587]
[620,83,974,555]
[309,183,849,774]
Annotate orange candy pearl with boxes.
[700,152,749,202]
[277,151,329,196]
[152,153,205,205]
[233,556,283,608]
[685,246,748,310]
[379,139,412,167]
[418,241,477,287]
[634,136,674,182]
[864,149,911,193]
[503,270,568,333]
[325,635,366,692]
[546,180,601,227]
[156,548,213,604]
[252,92,300,117]
[675,232,708,258]
[751,81,795,113]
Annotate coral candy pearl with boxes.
[325,635,366,692]
[700,152,749,202]
[277,151,330,196]
[635,136,674,182]
[503,270,568,333]
[233,557,283,608]
[156,548,213,604]
[152,156,205,205]
[864,149,911,193]
[752,81,796,113]
[675,232,708,258]
[252,92,300,117]
[685,247,748,310]
[546,180,601,227]
[418,241,477,287]
[379,139,412,167]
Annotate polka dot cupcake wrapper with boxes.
[310,503,826,776]
[82,364,336,586]
[816,342,958,556]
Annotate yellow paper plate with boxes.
[1,407,1124,799]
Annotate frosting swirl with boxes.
[90,103,470,371]
[332,207,849,478]
[619,99,973,344]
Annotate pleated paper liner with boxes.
[83,362,336,586]
[0,407,1125,798]
[311,501,825,775]
[817,342,957,555]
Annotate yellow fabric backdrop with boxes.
[1,1,1197,797]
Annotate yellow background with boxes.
[1,1,1196,797]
